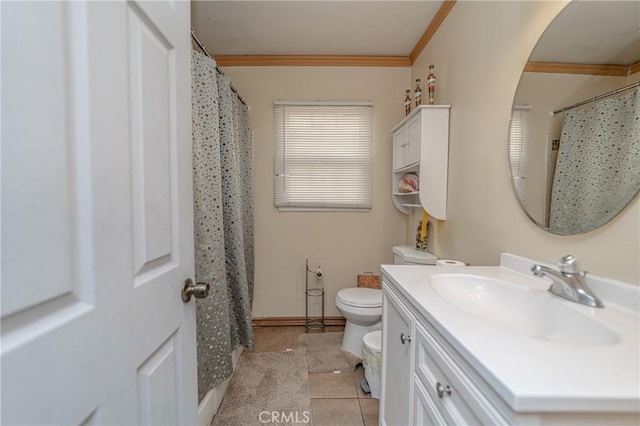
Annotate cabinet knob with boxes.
[436,382,452,398]
[400,333,411,344]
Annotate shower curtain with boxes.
[191,51,254,402]
[549,88,640,234]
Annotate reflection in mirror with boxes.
[508,1,640,235]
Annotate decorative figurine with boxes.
[414,79,422,107]
[427,65,436,105]
[404,89,412,116]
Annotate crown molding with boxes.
[215,55,411,67]
[409,0,457,65]
[524,61,630,76]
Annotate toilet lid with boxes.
[392,245,438,264]
[337,288,382,308]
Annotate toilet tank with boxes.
[392,245,438,265]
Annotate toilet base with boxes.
[341,321,381,357]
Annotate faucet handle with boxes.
[559,255,580,274]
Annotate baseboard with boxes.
[197,345,244,426]
[252,316,346,327]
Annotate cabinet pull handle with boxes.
[400,333,411,344]
[436,382,452,398]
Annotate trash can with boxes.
[362,330,382,399]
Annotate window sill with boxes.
[277,207,372,212]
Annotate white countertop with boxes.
[380,257,640,413]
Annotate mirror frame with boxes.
[508,1,640,236]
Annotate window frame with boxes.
[274,101,373,212]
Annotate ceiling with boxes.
[191,1,444,57]
[530,0,640,66]
[191,1,640,66]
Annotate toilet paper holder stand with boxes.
[305,259,325,331]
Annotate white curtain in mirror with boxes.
[549,88,640,234]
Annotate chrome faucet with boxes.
[531,255,604,308]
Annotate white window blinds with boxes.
[274,102,373,210]
[508,105,530,208]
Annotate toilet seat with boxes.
[336,288,382,308]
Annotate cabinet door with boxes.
[406,113,422,167]
[381,288,415,426]
[393,125,408,170]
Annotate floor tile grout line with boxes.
[357,398,367,425]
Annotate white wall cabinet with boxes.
[391,105,450,218]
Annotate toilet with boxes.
[335,287,382,357]
[335,246,438,357]
[392,245,438,266]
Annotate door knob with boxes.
[181,278,210,302]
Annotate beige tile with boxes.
[289,326,307,349]
[250,326,294,352]
[311,398,364,426]
[353,365,371,399]
[309,372,358,399]
[209,413,218,426]
[359,398,380,426]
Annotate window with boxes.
[508,105,530,208]
[274,101,373,211]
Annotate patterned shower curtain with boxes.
[549,88,640,234]
[191,51,254,402]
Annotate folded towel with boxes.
[399,173,419,193]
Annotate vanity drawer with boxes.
[414,323,508,426]
[413,375,447,426]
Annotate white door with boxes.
[1,1,197,424]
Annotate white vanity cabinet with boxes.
[380,286,415,426]
[390,105,450,218]
[381,280,509,426]
[381,265,640,426]
[412,323,508,425]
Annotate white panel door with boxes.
[1,1,197,424]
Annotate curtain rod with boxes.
[191,28,247,106]
[551,81,639,115]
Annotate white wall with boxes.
[221,66,410,317]
[409,0,639,284]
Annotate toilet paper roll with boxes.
[436,259,466,266]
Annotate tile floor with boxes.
[216,325,379,426]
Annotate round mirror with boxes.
[508,1,640,235]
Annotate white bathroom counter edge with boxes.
[380,257,640,413]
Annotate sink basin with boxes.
[428,273,620,346]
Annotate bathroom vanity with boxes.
[380,254,640,425]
